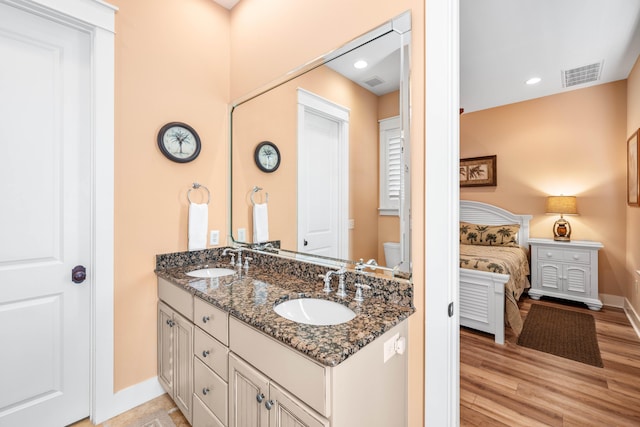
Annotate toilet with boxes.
[383,242,401,267]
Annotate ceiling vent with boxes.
[364,76,385,87]
[561,61,603,88]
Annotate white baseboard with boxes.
[600,293,625,308]
[624,298,640,340]
[94,377,165,424]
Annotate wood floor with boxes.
[461,296,640,426]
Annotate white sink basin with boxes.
[274,298,355,326]
[186,268,236,278]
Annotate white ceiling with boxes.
[461,0,640,113]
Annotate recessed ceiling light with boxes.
[354,60,368,69]
[526,77,542,85]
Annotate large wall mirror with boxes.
[230,11,412,276]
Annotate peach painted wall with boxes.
[231,66,379,262]
[626,57,640,314]
[111,0,230,391]
[378,91,401,265]
[461,81,628,298]
[230,2,425,426]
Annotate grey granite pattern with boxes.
[155,247,414,367]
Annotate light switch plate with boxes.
[238,228,246,242]
[210,230,220,246]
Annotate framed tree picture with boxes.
[628,130,639,206]
[460,155,497,187]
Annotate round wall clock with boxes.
[254,141,281,173]
[157,122,201,163]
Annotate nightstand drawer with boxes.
[536,248,589,264]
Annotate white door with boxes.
[297,89,349,259]
[0,3,91,426]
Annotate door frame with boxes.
[424,0,460,425]
[4,0,119,424]
[297,88,350,260]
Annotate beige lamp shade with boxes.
[545,196,578,215]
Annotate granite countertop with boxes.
[155,255,414,367]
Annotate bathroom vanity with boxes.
[155,248,413,427]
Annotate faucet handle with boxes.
[243,257,252,270]
[354,283,371,302]
[229,253,235,265]
[318,273,332,293]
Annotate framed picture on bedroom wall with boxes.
[628,130,639,206]
[460,155,497,187]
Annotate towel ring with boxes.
[187,182,210,204]
[251,186,269,205]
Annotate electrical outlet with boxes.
[383,332,399,363]
[209,230,219,246]
[238,228,247,242]
[348,219,355,229]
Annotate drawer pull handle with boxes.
[202,315,210,323]
[573,255,579,260]
[265,400,274,410]
[256,393,265,403]
[202,350,210,357]
[166,319,175,327]
[202,387,210,395]
[546,252,552,257]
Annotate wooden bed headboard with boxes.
[460,200,533,247]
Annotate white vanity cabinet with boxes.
[529,238,603,310]
[158,278,195,423]
[229,354,329,427]
[229,317,408,427]
[157,278,409,427]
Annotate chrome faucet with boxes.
[222,248,243,267]
[319,267,346,294]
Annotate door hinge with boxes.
[447,302,454,317]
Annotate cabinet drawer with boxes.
[536,248,565,262]
[536,247,590,264]
[229,317,329,417]
[158,278,193,321]
[562,249,590,264]
[195,327,228,381]
[194,298,228,345]
[194,358,228,425]
[192,394,225,427]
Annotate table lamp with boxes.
[546,195,578,241]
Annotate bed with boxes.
[459,200,532,344]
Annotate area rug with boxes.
[122,410,176,427]
[517,304,603,367]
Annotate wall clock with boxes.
[157,122,201,163]
[254,141,281,173]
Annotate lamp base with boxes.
[552,217,572,242]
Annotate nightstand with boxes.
[528,238,603,310]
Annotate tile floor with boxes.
[69,394,189,427]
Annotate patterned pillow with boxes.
[460,222,520,247]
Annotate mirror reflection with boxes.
[230,12,411,275]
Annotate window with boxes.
[379,116,401,216]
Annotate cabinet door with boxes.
[537,262,562,291]
[565,265,590,296]
[173,311,194,423]
[268,383,329,427]
[229,354,270,427]
[158,302,174,394]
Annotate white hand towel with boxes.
[253,202,269,243]
[188,202,208,251]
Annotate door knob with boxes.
[72,265,86,284]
